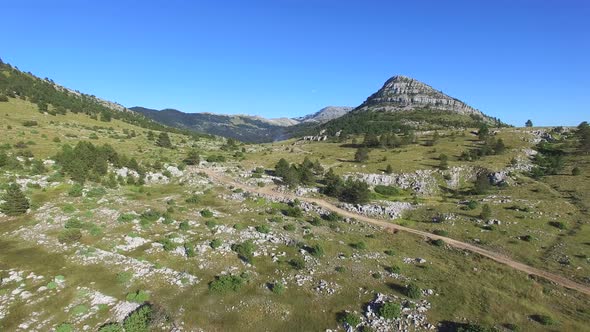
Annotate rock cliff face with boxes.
[357,75,485,117]
[296,106,354,124]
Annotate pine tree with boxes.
[1,183,30,216]
[354,147,369,162]
[156,132,172,148]
[525,119,533,127]
[184,149,200,165]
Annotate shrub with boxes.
[116,272,132,284]
[178,221,190,231]
[282,206,302,218]
[466,200,478,210]
[289,257,306,270]
[433,229,448,236]
[123,304,152,332]
[184,243,195,257]
[185,195,200,204]
[58,229,82,244]
[118,213,136,223]
[126,290,150,303]
[98,323,123,332]
[386,265,401,274]
[384,249,395,256]
[323,212,342,222]
[374,185,401,196]
[256,224,270,234]
[309,244,324,257]
[159,238,176,251]
[521,234,533,242]
[205,220,217,229]
[406,283,422,299]
[549,221,566,230]
[309,217,322,226]
[480,204,492,220]
[0,183,30,216]
[572,167,581,176]
[86,186,106,198]
[350,241,367,250]
[68,183,84,197]
[531,314,555,326]
[232,240,256,263]
[200,209,214,218]
[271,282,285,294]
[337,311,362,327]
[335,266,345,273]
[283,224,296,231]
[71,304,89,315]
[22,120,38,127]
[55,323,74,332]
[209,275,244,293]
[210,239,222,249]
[378,302,401,319]
[431,239,445,247]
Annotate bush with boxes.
[466,200,478,210]
[283,224,296,231]
[210,239,222,249]
[178,221,190,231]
[126,290,150,303]
[57,229,82,244]
[309,244,324,257]
[200,209,214,217]
[185,194,200,204]
[378,302,401,319]
[480,204,492,220]
[431,239,445,247]
[406,283,422,299]
[386,265,401,274]
[309,217,322,226]
[209,275,244,293]
[549,221,566,230]
[282,205,302,218]
[205,220,217,229]
[337,311,362,327]
[116,272,132,284]
[289,257,306,270]
[68,183,84,197]
[56,323,74,332]
[232,240,256,263]
[123,304,152,332]
[384,249,395,256]
[521,234,533,242]
[572,167,581,176]
[256,224,270,234]
[22,120,38,127]
[271,282,285,294]
[118,213,136,223]
[374,185,401,196]
[159,238,176,251]
[433,229,448,236]
[350,241,367,250]
[531,314,555,326]
[323,212,342,222]
[335,266,345,273]
[98,323,123,332]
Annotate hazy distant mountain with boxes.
[295,106,353,124]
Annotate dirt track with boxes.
[200,167,590,297]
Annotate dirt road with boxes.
[199,168,590,297]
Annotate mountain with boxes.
[130,107,294,143]
[131,105,353,143]
[318,75,502,136]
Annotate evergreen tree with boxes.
[439,154,449,170]
[323,168,343,197]
[184,149,200,165]
[363,133,379,147]
[1,183,30,216]
[525,119,533,127]
[478,124,490,141]
[156,132,172,148]
[274,158,290,178]
[480,204,492,220]
[385,164,393,174]
[474,172,491,194]
[354,147,369,162]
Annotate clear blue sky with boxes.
[1,0,588,126]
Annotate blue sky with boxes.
[1,0,588,126]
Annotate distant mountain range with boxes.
[130,106,354,143]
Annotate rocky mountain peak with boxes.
[357,75,486,117]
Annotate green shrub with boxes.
[209,275,244,293]
[378,302,401,319]
[98,323,123,332]
[22,120,38,127]
[282,206,302,218]
[310,244,324,258]
[384,249,395,256]
[433,229,448,236]
[549,221,566,230]
[337,311,361,327]
[283,224,296,231]
[126,290,150,303]
[232,240,256,263]
[0,183,30,216]
[123,304,152,332]
[350,241,367,250]
[431,239,445,247]
[184,243,195,257]
[118,213,136,223]
[116,272,132,284]
[58,228,82,244]
[178,221,190,231]
[256,224,271,234]
[185,195,200,204]
[309,217,322,226]
[406,283,422,299]
[374,185,401,196]
[531,314,555,326]
[323,212,342,222]
[205,220,217,229]
[55,323,74,332]
[159,238,176,251]
[335,266,345,273]
[271,282,285,294]
[71,304,89,315]
[572,167,581,176]
[289,257,305,270]
[521,234,533,242]
[210,239,222,249]
[386,265,401,274]
[201,209,214,217]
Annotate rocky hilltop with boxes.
[296,106,353,124]
[357,75,485,117]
